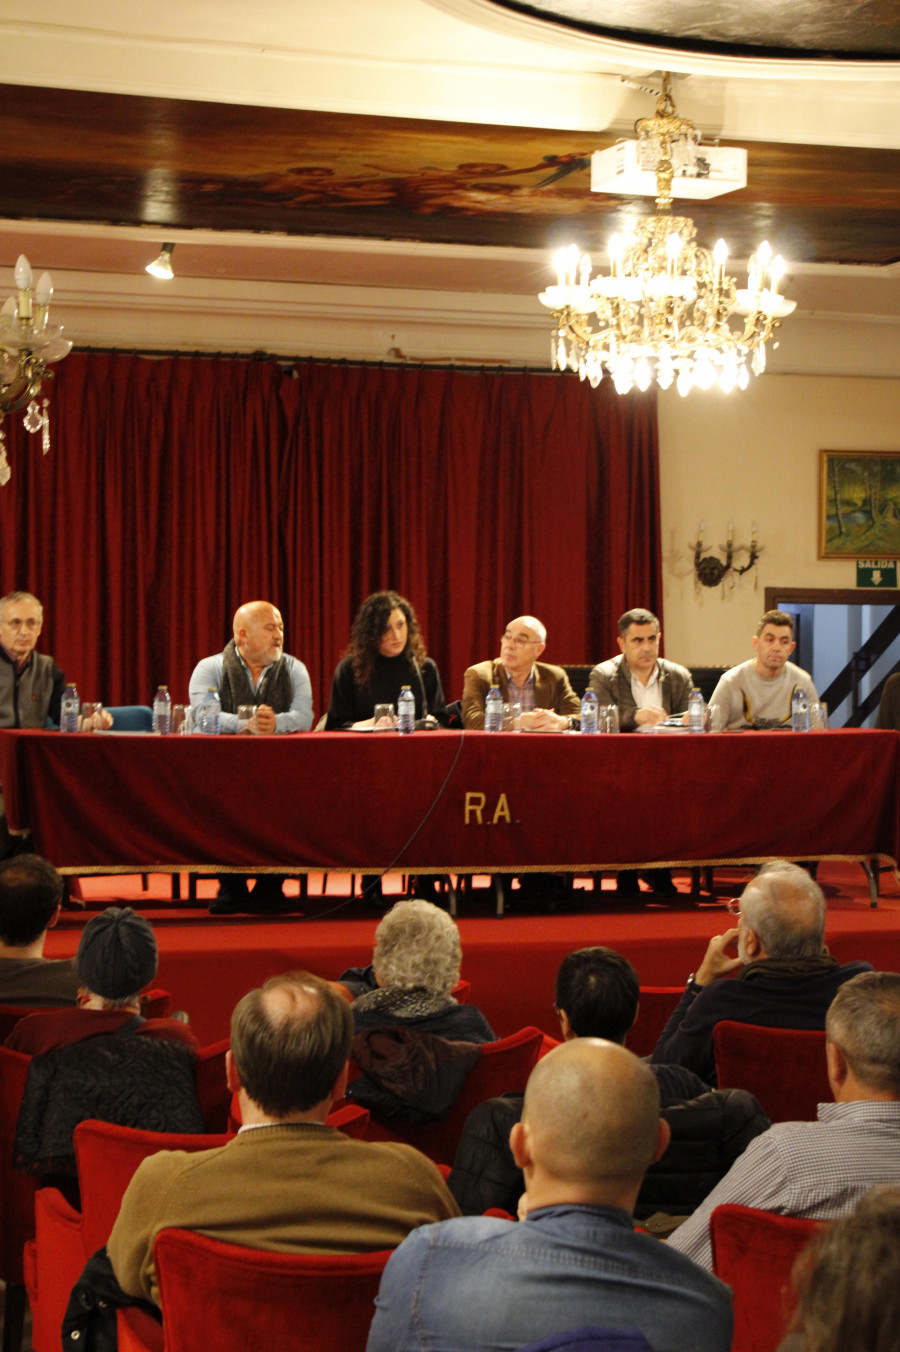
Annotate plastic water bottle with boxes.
[152,685,172,735]
[196,687,221,735]
[397,685,415,735]
[484,685,503,733]
[688,687,706,733]
[580,688,598,734]
[59,684,80,733]
[791,687,810,733]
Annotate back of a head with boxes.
[230,971,353,1117]
[373,899,461,999]
[76,907,158,1004]
[826,971,900,1095]
[0,854,63,947]
[555,947,639,1042]
[522,1039,660,1190]
[788,1185,900,1352]
[740,861,826,959]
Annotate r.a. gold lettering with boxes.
[464,792,486,824]
[492,793,511,824]
[464,792,512,825]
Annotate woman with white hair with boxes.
[351,900,495,1043]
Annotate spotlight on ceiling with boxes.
[145,243,175,281]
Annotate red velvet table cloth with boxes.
[0,728,897,874]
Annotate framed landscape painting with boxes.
[819,450,900,559]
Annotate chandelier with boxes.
[538,75,796,396]
[0,255,73,485]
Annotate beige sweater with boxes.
[107,1122,459,1306]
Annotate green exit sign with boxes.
[857,559,898,588]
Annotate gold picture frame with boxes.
[819,450,900,559]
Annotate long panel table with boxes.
[1,730,897,899]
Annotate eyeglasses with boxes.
[501,632,540,647]
[0,618,40,631]
[726,898,742,916]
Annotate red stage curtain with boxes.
[0,353,660,714]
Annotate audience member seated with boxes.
[0,853,79,1006]
[668,971,900,1270]
[101,971,457,1314]
[366,1039,733,1352]
[449,947,768,1218]
[653,861,872,1084]
[347,900,495,1121]
[779,1184,900,1352]
[350,900,495,1043]
[9,908,204,1195]
[6,906,196,1055]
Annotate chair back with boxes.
[713,1021,830,1122]
[627,987,683,1059]
[153,1227,392,1352]
[104,705,154,731]
[362,1025,544,1163]
[74,1119,232,1256]
[195,1038,231,1132]
[0,1046,36,1283]
[1,990,172,1047]
[710,1203,826,1352]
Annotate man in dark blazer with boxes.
[590,608,693,896]
[462,615,581,730]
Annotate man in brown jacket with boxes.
[462,615,580,731]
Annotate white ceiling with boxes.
[0,0,898,373]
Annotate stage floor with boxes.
[44,863,900,1046]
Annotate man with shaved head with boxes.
[106,972,457,1309]
[462,614,581,731]
[367,1039,733,1352]
[190,600,313,911]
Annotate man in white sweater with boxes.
[708,609,818,729]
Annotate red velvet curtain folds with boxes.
[0,352,661,717]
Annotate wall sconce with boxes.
[692,521,762,588]
[145,243,175,280]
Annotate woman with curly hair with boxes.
[325,590,448,730]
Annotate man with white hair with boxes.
[653,860,872,1084]
[461,614,580,731]
[367,1039,733,1352]
[668,971,900,1270]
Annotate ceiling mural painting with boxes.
[0,83,899,266]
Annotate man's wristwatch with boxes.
[685,973,703,994]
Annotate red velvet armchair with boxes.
[712,1021,830,1122]
[117,1229,393,1352]
[710,1202,827,1352]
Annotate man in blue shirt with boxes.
[366,1039,732,1352]
[190,600,313,913]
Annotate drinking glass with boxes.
[373,703,395,730]
[80,702,103,732]
[236,704,256,735]
[708,704,728,733]
[502,701,521,732]
[810,701,829,730]
[171,704,187,735]
[598,705,619,734]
